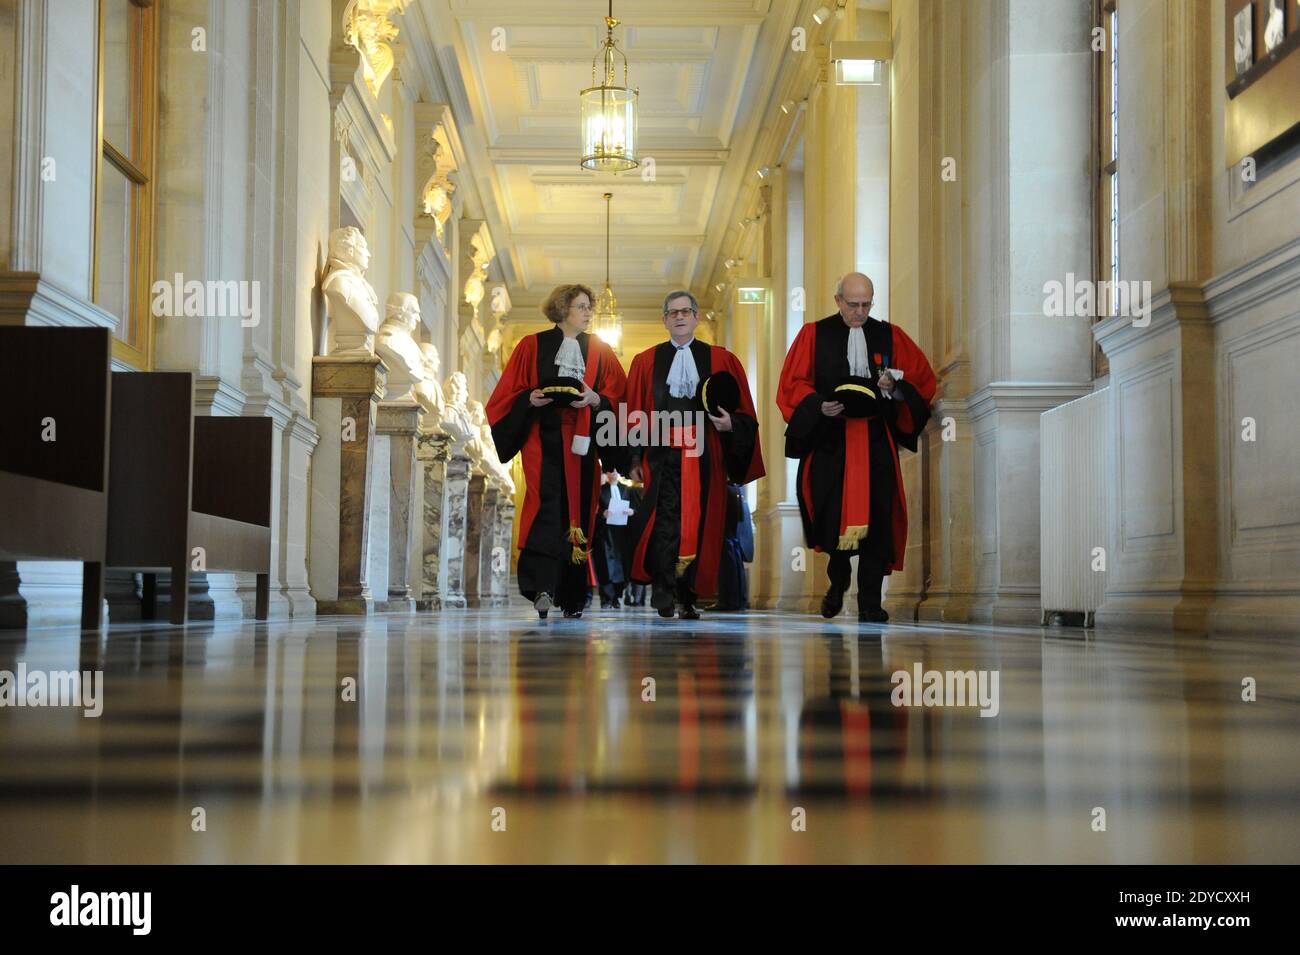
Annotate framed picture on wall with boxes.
[1234,4,1254,76]
[1264,0,1285,52]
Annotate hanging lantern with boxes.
[591,193,623,353]
[580,2,638,172]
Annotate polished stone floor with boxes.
[0,603,1297,864]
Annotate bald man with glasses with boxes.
[777,273,936,622]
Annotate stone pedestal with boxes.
[376,400,421,613]
[415,432,451,610]
[441,454,472,609]
[493,498,516,606]
[464,471,487,608]
[1093,289,1221,632]
[310,355,386,615]
[477,485,500,608]
[964,382,1091,626]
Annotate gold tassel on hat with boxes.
[837,524,868,550]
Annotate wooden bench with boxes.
[106,372,273,624]
[0,326,113,630]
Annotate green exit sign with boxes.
[737,288,764,304]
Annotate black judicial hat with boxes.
[538,375,586,408]
[832,376,881,418]
[698,371,741,417]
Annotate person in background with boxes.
[714,483,755,611]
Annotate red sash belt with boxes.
[839,418,871,549]
[669,425,701,574]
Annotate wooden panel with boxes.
[106,371,193,568]
[188,512,271,574]
[0,472,105,561]
[192,416,273,527]
[0,326,111,492]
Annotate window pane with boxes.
[96,155,136,344]
[101,0,139,159]
[1109,11,1119,296]
[1109,11,1118,162]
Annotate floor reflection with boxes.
[0,608,1296,863]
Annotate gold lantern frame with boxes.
[579,2,638,172]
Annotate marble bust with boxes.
[413,342,447,425]
[463,399,487,466]
[321,226,380,355]
[471,400,515,494]
[375,292,424,402]
[440,371,479,452]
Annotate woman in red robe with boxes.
[486,284,627,619]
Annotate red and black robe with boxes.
[486,327,627,570]
[625,340,765,598]
[776,315,936,572]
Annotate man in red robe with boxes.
[776,273,936,622]
[625,290,765,620]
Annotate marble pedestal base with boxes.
[375,401,421,613]
[464,473,487,608]
[441,455,472,609]
[310,356,386,615]
[415,433,451,611]
[490,498,515,607]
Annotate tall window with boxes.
[1094,0,1118,377]
[95,0,158,368]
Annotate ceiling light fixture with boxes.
[830,40,892,86]
[591,192,623,353]
[580,1,639,171]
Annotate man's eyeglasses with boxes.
[665,307,697,319]
[841,300,873,311]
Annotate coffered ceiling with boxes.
[412,0,800,322]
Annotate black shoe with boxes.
[820,588,846,619]
[657,606,675,619]
[858,607,889,623]
[600,601,615,609]
[679,605,700,621]
[563,609,583,619]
